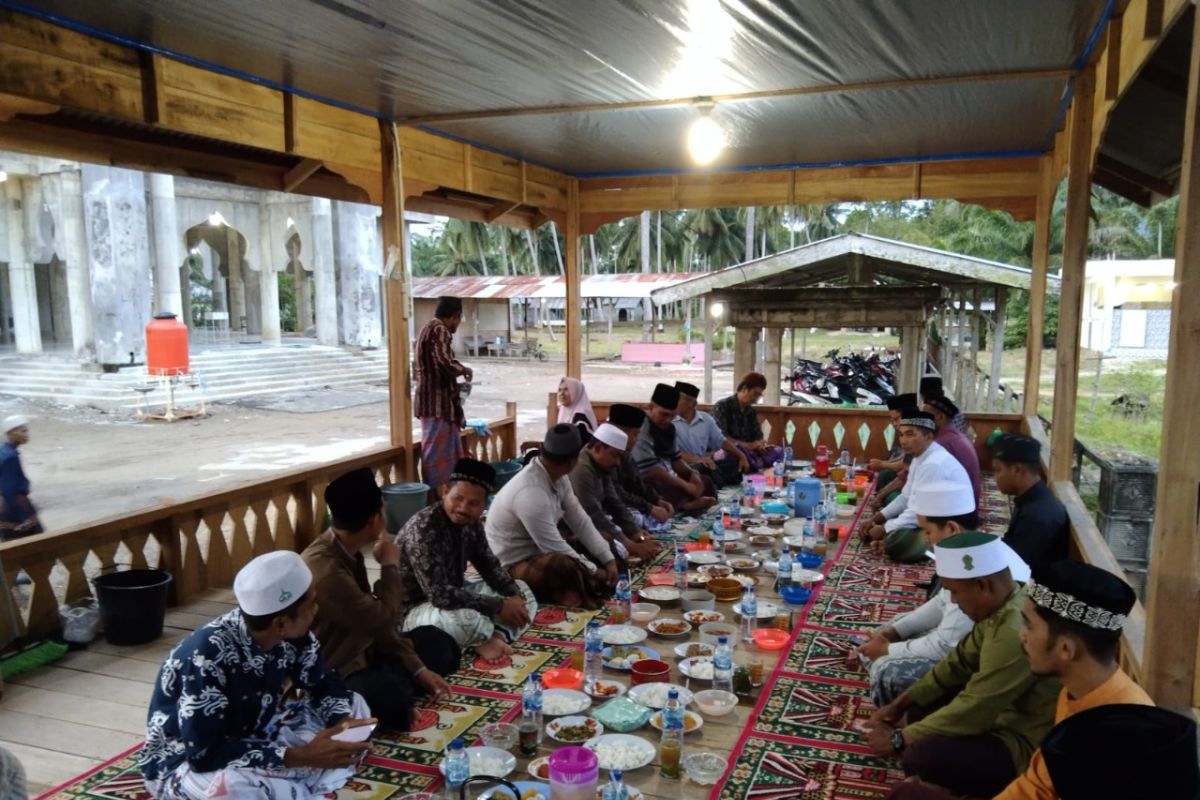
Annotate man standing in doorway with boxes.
[415,297,472,490]
[0,415,41,540]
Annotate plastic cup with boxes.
[549,746,599,800]
[518,719,539,757]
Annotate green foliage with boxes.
[277,270,297,332]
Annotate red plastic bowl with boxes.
[753,628,790,651]
[630,658,671,685]
[542,668,584,689]
[684,542,713,552]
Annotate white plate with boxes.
[746,525,776,537]
[678,656,715,681]
[647,618,693,638]
[674,641,715,659]
[602,644,658,670]
[479,780,549,800]
[585,679,627,699]
[626,682,694,709]
[730,574,759,588]
[759,557,779,575]
[439,746,516,779]
[783,535,806,549]
[726,557,760,572]
[541,688,591,716]
[638,585,682,603]
[734,601,780,620]
[714,529,743,543]
[687,550,723,565]
[545,715,604,743]
[583,733,657,771]
[682,609,725,625]
[792,568,826,586]
[598,624,648,646]
[649,709,704,734]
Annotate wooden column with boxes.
[380,121,414,455]
[1050,67,1095,483]
[733,326,757,384]
[990,286,1007,410]
[703,297,715,402]
[899,324,923,393]
[565,179,582,379]
[968,287,983,410]
[1145,8,1200,708]
[763,328,783,404]
[1024,158,1055,417]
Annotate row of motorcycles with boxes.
[785,348,901,406]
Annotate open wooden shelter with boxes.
[2,0,1200,786]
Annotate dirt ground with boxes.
[1,359,735,531]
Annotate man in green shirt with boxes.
[863,531,1060,799]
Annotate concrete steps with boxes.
[0,345,391,411]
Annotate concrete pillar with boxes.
[0,264,9,345]
[257,203,281,344]
[294,259,313,332]
[148,174,184,319]
[899,324,923,394]
[310,198,339,345]
[53,171,95,358]
[764,327,783,405]
[225,224,246,332]
[81,164,153,365]
[5,178,42,353]
[733,326,757,386]
[333,200,383,348]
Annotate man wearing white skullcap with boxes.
[569,423,661,562]
[1,414,41,539]
[142,551,375,800]
[863,531,1059,800]
[859,482,1009,706]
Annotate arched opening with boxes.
[183,215,251,337]
[282,227,314,334]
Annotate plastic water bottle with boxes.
[711,517,725,560]
[773,459,785,488]
[603,768,629,800]
[777,545,793,592]
[731,495,742,530]
[584,620,604,690]
[443,738,469,798]
[713,635,734,693]
[839,448,851,467]
[802,518,816,555]
[614,571,632,623]
[659,688,685,779]
[522,672,543,742]
[673,542,688,590]
[784,445,794,467]
[746,480,757,509]
[741,586,758,643]
[813,502,828,542]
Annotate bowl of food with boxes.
[749,533,776,546]
[638,585,682,606]
[630,658,671,685]
[699,622,739,647]
[647,618,692,638]
[649,709,704,734]
[753,628,790,651]
[763,513,790,525]
[542,668,584,690]
[693,689,738,717]
[680,589,716,611]
[792,568,826,590]
[698,564,733,580]
[706,577,743,601]
[585,679,626,699]
[630,602,660,623]
[722,541,745,554]
[480,721,519,750]
[726,557,760,572]
[686,570,709,588]
[683,609,725,625]
[687,550,723,566]
[602,645,658,670]
[682,752,728,786]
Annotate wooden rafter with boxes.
[282,158,323,192]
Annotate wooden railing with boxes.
[549,393,1023,470]
[0,403,518,649]
[1023,415,1147,686]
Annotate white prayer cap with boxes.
[934,530,1031,583]
[592,423,628,451]
[911,481,975,518]
[3,415,29,433]
[234,551,312,615]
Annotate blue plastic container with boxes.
[791,477,824,518]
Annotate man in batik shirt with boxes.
[415,296,472,490]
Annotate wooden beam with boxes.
[1105,14,1123,102]
[564,178,582,379]
[380,121,414,455]
[283,93,297,153]
[1024,158,1055,417]
[1050,67,1095,483]
[1144,0,1165,38]
[484,200,522,223]
[990,286,1007,410]
[139,52,166,125]
[282,158,323,193]
[1145,6,1200,709]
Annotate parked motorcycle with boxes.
[785,348,899,406]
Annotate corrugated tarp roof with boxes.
[412,272,706,300]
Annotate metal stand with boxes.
[145,374,207,422]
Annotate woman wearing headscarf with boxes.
[556,377,598,432]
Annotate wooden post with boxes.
[1145,8,1200,708]
[1050,67,1095,483]
[1024,159,1055,417]
[899,324,922,393]
[380,121,414,458]
[733,326,757,384]
[704,296,715,402]
[990,287,1007,410]
[764,328,783,405]
[969,287,983,410]
[565,179,582,378]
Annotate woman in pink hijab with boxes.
[556,377,598,432]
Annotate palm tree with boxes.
[685,208,743,270]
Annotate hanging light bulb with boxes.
[710,301,725,318]
[687,102,725,166]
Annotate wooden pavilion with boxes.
[1,0,1199,790]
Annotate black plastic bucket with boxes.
[93,568,173,645]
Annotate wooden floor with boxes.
[2,569,789,798]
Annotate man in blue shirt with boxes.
[141,550,375,799]
[672,381,748,489]
[0,415,41,540]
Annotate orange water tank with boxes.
[146,312,189,376]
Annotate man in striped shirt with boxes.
[415,297,472,490]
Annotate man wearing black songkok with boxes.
[631,383,715,513]
[608,403,674,524]
[991,434,1069,573]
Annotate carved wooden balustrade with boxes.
[0,403,518,649]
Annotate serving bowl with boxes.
[693,689,738,717]
[630,658,671,685]
[698,622,739,647]
[682,752,728,785]
[680,589,716,611]
[706,577,742,601]
[630,602,660,623]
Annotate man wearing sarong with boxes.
[711,372,785,471]
[608,403,674,525]
[863,532,1060,799]
[568,423,661,561]
[632,383,716,514]
[673,381,748,490]
[302,469,459,731]
[142,551,374,800]
[397,458,537,664]
[486,424,618,609]
[416,296,472,490]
